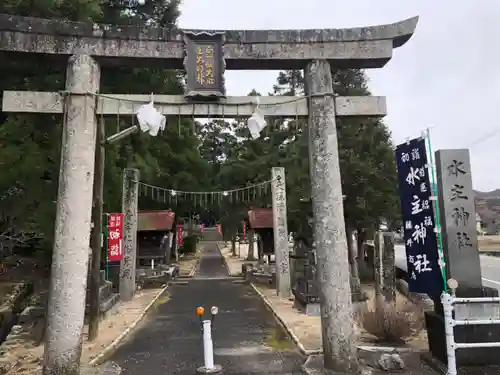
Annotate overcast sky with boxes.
[178,0,499,192]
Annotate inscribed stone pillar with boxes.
[374,231,396,303]
[430,149,500,365]
[304,60,357,372]
[119,168,140,301]
[382,232,396,302]
[347,226,363,302]
[43,54,100,375]
[374,232,383,302]
[435,149,481,288]
[271,167,291,298]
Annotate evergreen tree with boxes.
[0,0,206,252]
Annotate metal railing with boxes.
[442,288,500,375]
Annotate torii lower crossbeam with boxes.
[2,91,387,118]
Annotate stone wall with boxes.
[0,282,33,345]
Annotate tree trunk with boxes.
[346,225,363,301]
[356,227,365,263]
[247,230,255,260]
[255,233,262,261]
[163,233,172,265]
[231,235,236,256]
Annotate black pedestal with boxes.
[426,286,500,367]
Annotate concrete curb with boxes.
[88,286,168,366]
[357,345,420,353]
[185,245,204,278]
[217,243,234,277]
[250,283,426,360]
[249,282,322,356]
[188,257,201,277]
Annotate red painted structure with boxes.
[137,210,175,231]
[247,208,273,229]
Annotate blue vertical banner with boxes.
[395,137,443,299]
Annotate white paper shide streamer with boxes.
[247,96,267,139]
[136,97,166,136]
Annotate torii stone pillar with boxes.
[119,168,140,301]
[43,55,100,375]
[305,60,357,372]
[271,167,290,297]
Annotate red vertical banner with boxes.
[217,224,221,234]
[200,223,205,232]
[107,213,124,262]
[242,221,247,242]
[177,224,183,245]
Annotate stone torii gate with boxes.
[0,13,417,374]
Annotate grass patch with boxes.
[265,327,294,351]
[0,282,17,305]
[153,295,170,308]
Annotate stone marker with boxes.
[435,149,481,288]
[426,148,500,367]
[292,241,320,316]
[271,167,291,298]
[374,232,396,304]
[119,168,140,302]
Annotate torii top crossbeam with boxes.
[0,14,418,69]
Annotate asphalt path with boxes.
[394,245,500,292]
[109,242,304,375]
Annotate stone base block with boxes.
[196,364,222,374]
[293,299,320,316]
[302,354,373,375]
[425,310,500,367]
[249,272,276,287]
[82,361,122,375]
[136,265,178,279]
[139,275,170,289]
[351,290,368,303]
[18,305,45,325]
[242,263,254,279]
[100,293,120,315]
[350,277,368,302]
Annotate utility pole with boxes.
[88,117,105,341]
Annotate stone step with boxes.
[100,293,119,316]
[99,280,113,301]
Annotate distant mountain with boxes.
[475,189,500,200]
[474,190,500,232]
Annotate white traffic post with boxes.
[202,319,215,369]
[441,292,457,375]
[196,306,222,374]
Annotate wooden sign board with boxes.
[183,31,226,99]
